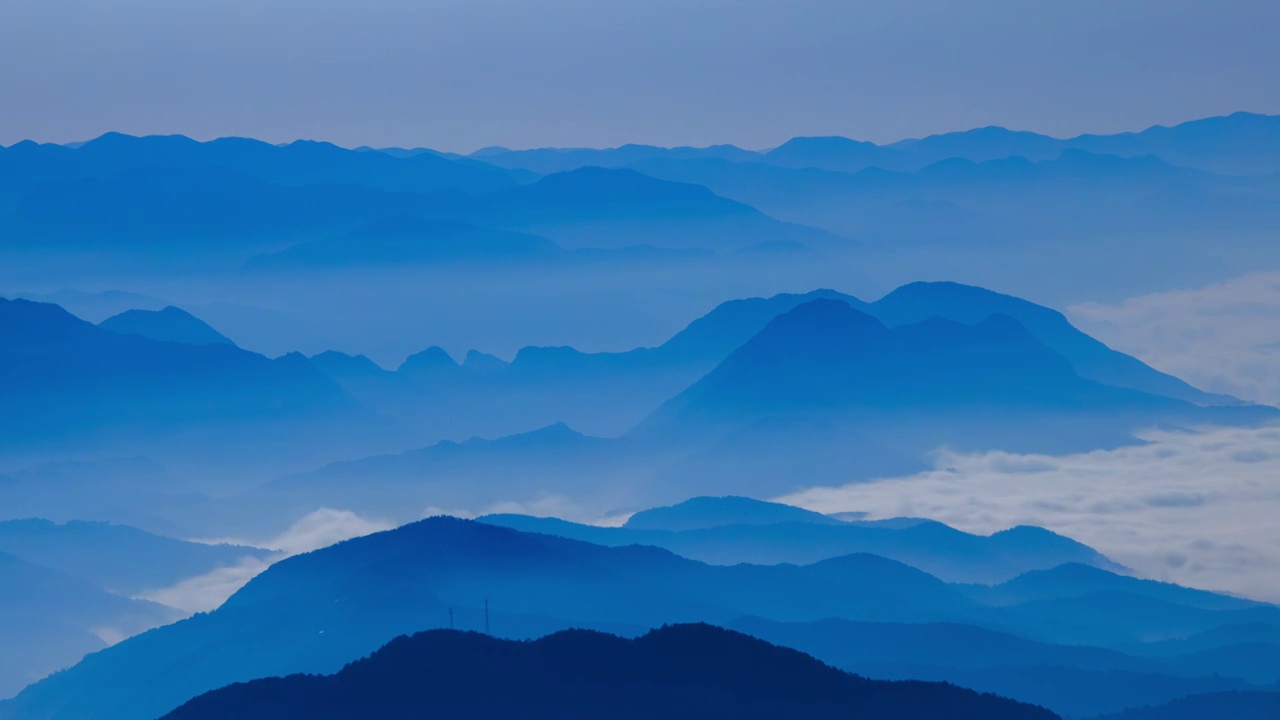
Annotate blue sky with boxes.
[2,0,1277,150]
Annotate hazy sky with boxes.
[2,0,1277,150]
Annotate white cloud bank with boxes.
[1069,272,1280,406]
[777,425,1280,603]
[143,508,394,613]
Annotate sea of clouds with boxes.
[780,424,1280,603]
[1070,272,1280,406]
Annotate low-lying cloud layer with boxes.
[144,508,394,613]
[779,424,1280,603]
[1069,272,1280,405]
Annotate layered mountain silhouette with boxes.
[867,282,1234,405]
[624,495,844,531]
[245,216,563,269]
[960,562,1266,612]
[4,165,433,249]
[7,290,167,323]
[0,517,982,720]
[729,617,1270,718]
[160,624,1060,720]
[0,132,516,198]
[464,166,846,252]
[0,518,270,596]
[6,517,1276,720]
[2,151,844,261]
[308,282,1240,446]
[265,423,618,518]
[1087,691,1280,720]
[616,123,1280,299]
[472,113,1280,176]
[98,306,235,347]
[482,497,1120,584]
[0,551,181,698]
[286,283,1272,509]
[0,297,358,449]
[635,298,1271,469]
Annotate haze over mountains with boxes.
[4,111,1278,306]
[5,516,1277,720]
[467,112,1280,176]
[4,278,1273,531]
[2,110,1278,720]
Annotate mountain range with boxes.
[480,496,1120,585]
[304,281,1238,441]
[241,280,1277,516]
[0,518,273,698]
[0,518,270,596]
[1,143,844,262]
[98,306,236,347]
[1088,692,1280,720]
[0,298,358,451]
[5,278,1271,526]
[4,517,1276,720]
[159,624,1060,720]
[633,298,1263,470]
[470,112,1280,176]
[0,551,181,699]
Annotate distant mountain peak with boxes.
[463,349,508,373]
[98,306,236,347]
[624,496,844,531]
[397,346,458,374]
[523,166,726,205]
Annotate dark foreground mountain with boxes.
[0,517,975,720]
[161,624,1059,720]
[6,517,1274,720]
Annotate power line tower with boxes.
[484,598,490,636]
[448,606,454,630]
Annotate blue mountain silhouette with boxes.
[0,518,270,596]
[624,496,844,531]
[481,510,1119,585]
[728,617,1267,718]
[0,551,181,698]
[1085,691,1280,720]
[636,298,1269,454]
[321,282,1233,446]
[98,306,236,347]
[869,282,1235,405]
[0,132,516,196]
[0,516,990,720]
[474,166,846,251]
[963,562,1265,612]
[5,517,1275,720]
[765,135,904,171]
[159,624,1060,720]
[0,297,358,448]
